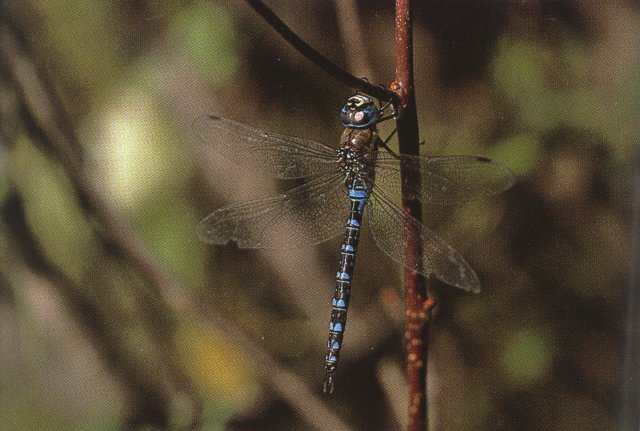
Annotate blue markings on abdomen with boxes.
[340,244,355,253]
[336,271,350,281]
[329,321,343,332]
[332,298,346,308]
[323,185,370,394]
[346,218,360,228]
[348,188,368,199]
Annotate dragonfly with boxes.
[195,94,515,394]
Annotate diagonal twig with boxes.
[243,0,399,107]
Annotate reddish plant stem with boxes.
[393,1,432,430]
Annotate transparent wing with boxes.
[197,172,348,249]
[367,188,481,292]
[373,151,515,204]
[193,115,338,179]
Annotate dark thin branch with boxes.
[243,0,400,107]
[393,1,432,431]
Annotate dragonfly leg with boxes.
[376,130,400,159]
[382,128,397,145]
[377,96,399,123]
[378,98,392,112]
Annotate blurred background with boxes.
[1,1,638,430]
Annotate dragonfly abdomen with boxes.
[323,185,369,394]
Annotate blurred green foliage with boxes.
[10,137,94,283]
[168,2,240,85]
[501,328,554,386]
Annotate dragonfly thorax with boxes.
[338,128,377,189]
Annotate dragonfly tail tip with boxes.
[323,373,335,394]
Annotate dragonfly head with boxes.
[340,95,379,129]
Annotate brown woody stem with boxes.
[394,1,432,430]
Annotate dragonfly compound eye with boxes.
[339,95,379,129]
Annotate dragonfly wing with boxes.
[197,172,348,249]
[193,115,338,179]
[373,151,515,204]
[367,188,481,292]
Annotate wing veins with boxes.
[368,187,481,292]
